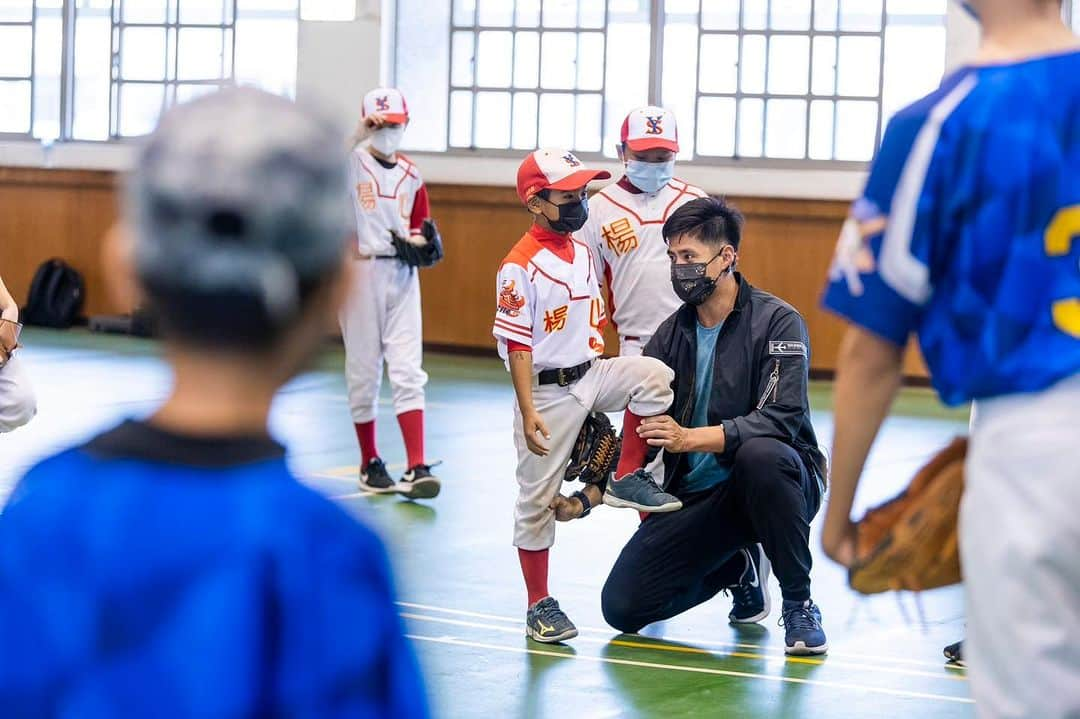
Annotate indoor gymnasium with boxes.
[1,2,1079,718]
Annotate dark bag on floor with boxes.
[22,258,86,328]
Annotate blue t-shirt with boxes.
[683,320,733,494]
[822,51,1080,406]
[0,420,429,719]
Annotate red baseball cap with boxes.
[621,106,679,153]
[362,87,409,124]
[516,148,612,205]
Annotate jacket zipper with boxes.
[756,359,781,411]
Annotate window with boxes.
[394,0,948,164]
[8,0,300,142]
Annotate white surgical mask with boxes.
[626,159,675,194]
[370,126,405,156]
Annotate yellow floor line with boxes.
[405,633,974,704]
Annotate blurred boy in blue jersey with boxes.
[820,1,1080,716]
[0,89,429,718]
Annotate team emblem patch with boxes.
[602,217,639,257]
[562,153,581,168]
[543,306,569,333]
[356,182,376,211]
[498,279,526,317]
[645,115,664,135]
[769,341,807,357]
[375,95,391,111]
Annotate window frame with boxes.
[0,3,37,140]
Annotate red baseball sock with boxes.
[518,548,550,607]
[397,409,425,468]
[614,410,649,479]
[354,421,378,470]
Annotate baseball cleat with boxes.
[399,463,441,499]
[728,545,772,624]
[526,596,578,644]
[780,599,828,655]
[359,457,397,494]
[603,469,683,512]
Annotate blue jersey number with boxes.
[1046,207,1080,339]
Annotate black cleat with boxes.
[944,640,965,667]
[526,596,578,644]
[359,457,397,494]
[399,463,441,499]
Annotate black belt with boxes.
[538,360,593,387]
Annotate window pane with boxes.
[516,0,541,27]
[538,92,574,148]
[604,7,650,154]
[449,90,474,147]
[834,99,877,160]
[175,83,221,105]
[574,93,601,152]
[474,91,512,148]
[740,34,766,95]
[541,0,576,29]
[512,92,538,148]
[699,34,738,95]
[123,0,168,24]
[0,81,31,133]
[808,99,835,159]
[300,0,355,21]
[477,0,513,26]
[576,32,604,91]
[540,32,576,89]
[451,31,475,87]
[767,35,810,95]
[397,0,450,151]
[235,10,298,98]
[476,30,513,87]
[177,28,227,81]
[815,0,839,30]
[765,98,807,159]
[701,0,739,31]
[840,0,883,32]
[179,0,230,24]
[837,36,880,97]
[770,0,811,31]
[579,0,604,29]
[121,27,168,81]
[882,23,945,122]
[743,0,768,30]
[513,31,539,88]
[696,96,736,157]
[453,0,476,26]
[118,82,165,136]
[34,8,64,140]
[661,12,698,159]
[811,36,837,96]
[0,1,32,23]
[0,26,33,77]
[73,4,112,140]
[737,98,764,157]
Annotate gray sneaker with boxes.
[603,469,683,513]
[526,596,578,644]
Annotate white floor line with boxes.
[396,600,957,670]
[399,612,965,683]
[405,633,974,705]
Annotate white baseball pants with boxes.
[512,356,675,550]
[0,354,36,433]
[961,372,1080,719]
[339,258,427,424]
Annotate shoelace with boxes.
[779,604,820,632]
[535,599,566,625]
[730,582,757,608]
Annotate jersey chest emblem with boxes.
[356,182,377,211]
[543,306,569,333]
[498,279,526,317]
[602,217,640,257]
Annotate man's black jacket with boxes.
[643,273,826,497]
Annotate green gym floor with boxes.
[2,329,973,718]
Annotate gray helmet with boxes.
[126,87,350,323]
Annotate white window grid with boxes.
[0,4,37,138]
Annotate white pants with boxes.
[513,356,675,550]
[339,258,427,424]
[0,354,36,433]
[618,335,649,358]
[961,373,1080,719]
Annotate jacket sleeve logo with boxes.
[769,341,807,357]
[543,305,569,333]
[498,279,526,317]
[602,217,640,257]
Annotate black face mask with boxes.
[671,251,730,305]
[541,195,590,233]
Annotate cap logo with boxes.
[375,96,391,111]
[562,153,581,168]
[645,115,664,135]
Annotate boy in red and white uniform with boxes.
[494,149,683,644]
[341,87,439,499]
[577,106,708,356]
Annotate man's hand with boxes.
[821,516,858,568]
[638,415,693,453]
[523,410,551,456]
[550,494,583,522]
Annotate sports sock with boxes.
[615,411,649,479]
[397,409,425,468]
[518,548,550,607]
[354,421,378,470]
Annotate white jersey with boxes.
[493,229,607,372]
[348,148,428,256]
[577,178,708,340]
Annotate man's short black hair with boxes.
[662,196,744,250]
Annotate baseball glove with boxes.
[849,436,967,594]
[0,319,22,369]
[565,412,621,488]
[391,219,444,268]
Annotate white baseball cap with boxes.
[362,87,409,124]
[516,148,612,205]
[621,106,679,153]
